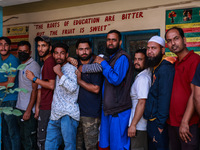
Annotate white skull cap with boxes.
[148,35,165,47]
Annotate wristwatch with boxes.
[32,77,38,83]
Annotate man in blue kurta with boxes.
[0,37,20,150]
[95,30,133,150]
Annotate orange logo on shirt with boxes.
[152,74,156,85]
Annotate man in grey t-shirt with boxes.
[16,41,40,150]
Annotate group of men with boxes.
[0,27,200,150]
[126,27,200,150]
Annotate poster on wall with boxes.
[166,7,200,56]
[6,26,29,56]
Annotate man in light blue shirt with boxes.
[45,43,79,150]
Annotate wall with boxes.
[2,0,200,57]
[0,7,2,36]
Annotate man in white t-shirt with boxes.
[128,48,151,150]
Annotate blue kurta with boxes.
[99,53,131,150]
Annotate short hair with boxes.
[0,36,11,45]
[135,48,148,68]
[107,30,121,41]
[52,43,69,53]
[165,27,185,39]
[135,48,146,56]
[18,41,31,50]
[76,38,92,49]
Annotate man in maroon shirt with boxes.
[165,27,200,150]
[26,36,56,150]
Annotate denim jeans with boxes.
[45,115,79,150]
[147,120,169,150]
[1,101,21,150]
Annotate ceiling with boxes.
[2,0,114,16]
[0,0,42,7]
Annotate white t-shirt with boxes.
[128,68,152,131]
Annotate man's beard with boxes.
[78,53,92,61]
[0,50,9,56]
[39,49,50,58]
[147,51,163,68]
[106,44,120,55]
[134,67,144,72]
[55,58,66,65]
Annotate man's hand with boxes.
[26,70,35,81]
[78,65,82,72]
[53,64,63,78]
[94,56,104,64]
[128,125,136,137]
[179,121,192,143]
[23,110,31,121]
[67,57,78,68]
[34,106,39,120]
[75,69,81,80]
[53,64,61,75]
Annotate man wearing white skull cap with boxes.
[143,35,175,150]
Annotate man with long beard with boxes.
[143,36,175,150]
[75,39,103,150]
[95,30,133,150]
[26,36,56,150]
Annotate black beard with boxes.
[39,49,50,58]
[106,45,119,55]
[0,50,9,56]
[78,53,92,61]
[147,51,163,68]
[134,68,144,72]
[55,59,65,65]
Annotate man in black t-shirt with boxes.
[192,63,200,117]
[192,63,200,150]
[75,39,103,150]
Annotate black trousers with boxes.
[168,124,199,150]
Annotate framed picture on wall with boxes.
[166,7,200,56]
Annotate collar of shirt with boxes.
[135,68,152,80]
[176,50,194,65]
[153,55,166,72]
[0,53,10,62]
[153,55,176,73]
[78,57,94,66]
[24,57,34,65]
